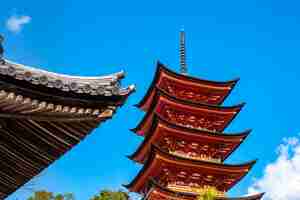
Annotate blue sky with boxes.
[1,1,300,199]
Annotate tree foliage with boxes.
[26,190,129,200]
[27,190,75,200]
[197,187,217,200]
[90,190,129,200]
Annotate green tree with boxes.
[27,190,75,200]
[90,190,129,200]
[197,187,217,200]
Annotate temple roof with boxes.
[0,59,134,199]
[0,60,135,103]
[145,180,264,200]
[136,62,239,110]
[125,145,256,193]
[133,89,244,135]
[129,114,250,163]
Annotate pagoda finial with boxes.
[179,29,187,75]
[0,35,4,64]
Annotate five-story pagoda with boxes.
[125,31,264,200]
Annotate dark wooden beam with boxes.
[55,122,86,139]
[0,153,33,179]
[12,120,63,157]
[44,122,81,143]
[0,142,41,172]
[0,125,54,164]
[0,112,100,122]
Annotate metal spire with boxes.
[179,30,187,74]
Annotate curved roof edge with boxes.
[0,59,135,97]
[125,144,257,192]
[131,90,245,135]
[157,61,240,85]
[128,113,251,162]
[136,61,239,108]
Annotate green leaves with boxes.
[90,190,129,200]
[27,191,75,200]
[197,187,218,200]
[27,189,129,200]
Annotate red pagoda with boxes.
[125,31,264,200]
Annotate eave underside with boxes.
[0,89,126,199]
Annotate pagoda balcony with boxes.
[166,183,226,197]
[169,150,222,163]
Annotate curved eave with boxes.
[0,70,135,108]
[116,85,136,106]
[128,113,251,163]
[125,145,256,193]
[147,180,264,200]
[0,60,135,107]
[136,61,239,109]
[4,59,125,83]
[132,90,245,135]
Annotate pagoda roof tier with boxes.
[125,146,256,194]
[0,60,135,107]
[144,180,264,200]
[132,90,244,135]
[136,62,239,111]
[0,60,134,199]
[129,114,250,163]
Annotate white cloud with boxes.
[6,14,31,33]
[248,135,300,200]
